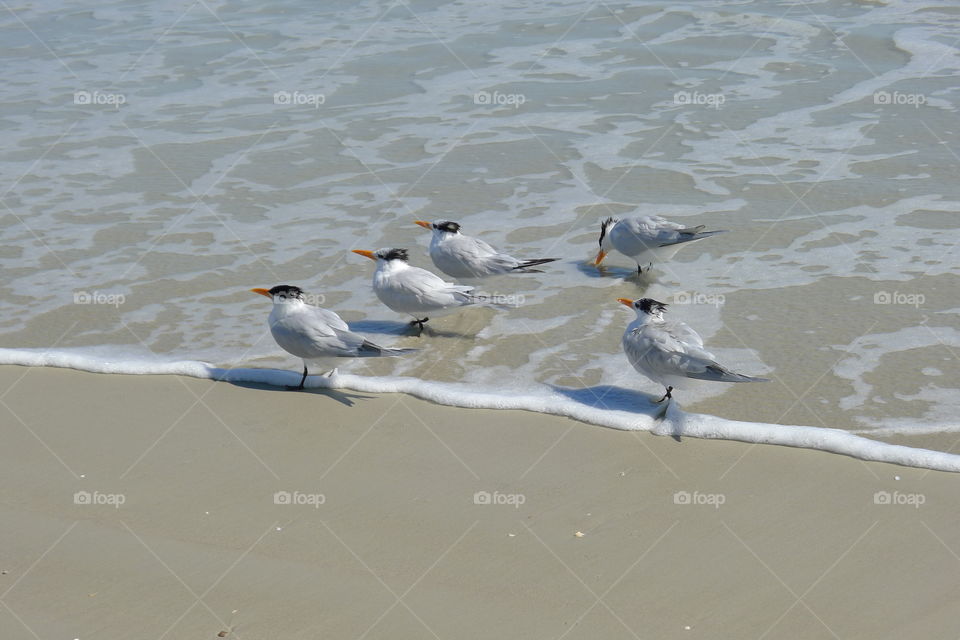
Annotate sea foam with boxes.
[2,347,958,473]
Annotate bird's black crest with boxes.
[378,248,409,262]
[599,217,616,246]
[435,220,461,233]
[268,285,304,299]
[637,298,668,315]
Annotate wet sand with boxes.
[1,365,958,639]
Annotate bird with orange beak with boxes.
[351,247,493,331]
[617,296,768,403]
[595,216,727,274]
[414,219,558,278]
[251,285,416,390]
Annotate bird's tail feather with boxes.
[687,363,768,383]
[511,258,560,272]
[660,229,728,247]
[358,340,418,357]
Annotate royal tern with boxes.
[595,216,727,273]
[414,219,559,278]
[251,285,416,390]
[352,247,498,330]
[617,297,768,402]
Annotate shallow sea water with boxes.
[1,0,958,450]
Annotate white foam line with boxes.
[2,348,958,473]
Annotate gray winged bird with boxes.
[251,285,416,390]
[415,220,558,278]
[595,216,727,273]
[617,297,768,403]
[352,247,509,331]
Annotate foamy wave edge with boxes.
[2,348,957,473]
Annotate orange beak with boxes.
[414,220,432,229]
[352,249,377,260]
[594,250,608,266]
[251,288,272,298]
[617,297,634,308]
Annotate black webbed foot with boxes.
[409,317,429,334]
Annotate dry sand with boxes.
[1,365,958,639]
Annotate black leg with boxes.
[288,365,308,390]
[655,386,673,403]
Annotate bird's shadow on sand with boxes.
[574,261,655,287]
[228,379,373,407]
[348,319,471,340]
[549,384,683,441]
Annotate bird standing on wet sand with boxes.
[618,297,768,404]
[251,285,416,390]
[352,247,499,331]
[595,216,727,274]
[414,219,559,278]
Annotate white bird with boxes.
[352,247,500,331]
[415,219,558,278]
[618,297,768,402]
[595,216,727,273]
[251,285,416,390]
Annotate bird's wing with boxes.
[667,353,766,382]
[329,328,418,357]
[277,315,396,358]
[625,323,701,369]
[646,216,696,246]
[455,235,521,272]
[307,306,350,332]
[625,216,723,247]
[398,267,474,302]
[615,216,692,251]
[627,325,761,382]
[269,312,340,358]
[665,319,704,349]
[640,215,678,229]
[463,235,500,258]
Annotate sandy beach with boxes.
[2,365,958,639]
[3,0,959,638]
